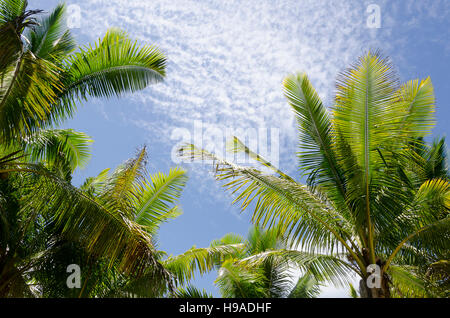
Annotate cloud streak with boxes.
[68,0,391,175]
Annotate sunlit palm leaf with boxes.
[50,28,166,125]
[20,128,93,172]
[133,167,188,234]
[26,3,76,62]
[164,243,245,286]
[0,162,172,285]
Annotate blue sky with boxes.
[33,0,450,297]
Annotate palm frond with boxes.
[0,0,28,25]
[51,28,166,124]
[101,147,148,215]
[20,128,93,172]
[0,162,173,286]
[215,259,269,298]
[0,50,62,143]
[288,272,321,298]
[79,168,110,197]
[179,144,356,256]
[26,3,76,62]
[164,243,245,286]
[283,72,347,204]
[238,249,355,288]
[388,265,428,298]
[133,167,188,233]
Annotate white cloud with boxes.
[69,0,389,177]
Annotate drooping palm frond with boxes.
[63,28,166,99]
[0,162,172,287]
[50,28,166,125]
[19,128,93,172]
[164,243,245,286]
[179,144,358,259]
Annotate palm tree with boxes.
[166,225,323,298]
[179,52,450,298]
[32,147,188,297]
[0,1,166,144]
[0,1,169,296]
[0,129,95,296]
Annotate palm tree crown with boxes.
[179,52,449,298]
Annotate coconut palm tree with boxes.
[165,225,323,298]
[31,147,188,297]
[179,52,450,298]
[0,1,166,144]
[0,0,169,297]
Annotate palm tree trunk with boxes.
[358,275,391,298]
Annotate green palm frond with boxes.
[164,243,246,286]
[52,28,166,124]
[388,265,428,298]
[20,128,93,172]
[238,249,355,288]
[179,144,356,257]
[348,283,359,298]
[226,136,294,181]
[178,51,447,297]
[283,72,346,202]
[101,147,148,214]
[133,167,188,233]
[0,50,62,143]
[215,259,269,298]
[0,0,28,24]
[79,168,110,197]
[393,77,435,139]
[0,162,172,285]
[26,3,76,62]
[210,232,245,247]
[288,273,321,298]
[245,225,283,254]
[416,137,449,182]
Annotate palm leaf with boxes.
[133,167,188,234]
[52,28,166,125]
[0,162,172,286]
[26,3,76,62]
[19,128,93,172]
